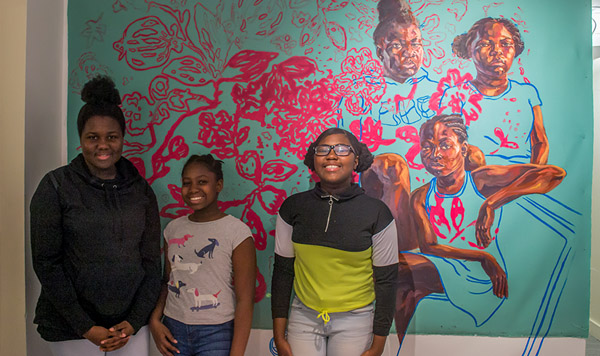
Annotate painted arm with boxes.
[230,237,256,356]
[362,153,416,250]
[410,185,508,298]
[473,164,565,248]
[465,144,486,171]
[529,105,549,164]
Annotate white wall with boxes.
[0,0,27,355]
[24,0,68,354]
[590,47,600,339]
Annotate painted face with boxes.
[470,22,516,79]
[181,162,223,212]
[80,115,124,179]
[377,22,423,83]
[313,134,358,190]
[420,122,467,178]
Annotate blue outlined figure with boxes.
[432,19,580,354]
[371,0,438,130]
[269,337,279,355]
[436,17,548,166]
[516,199,575,356]
[376,69,438,127]
[436,78,543,165]
[417,173,507,327]
[394,114,565,352]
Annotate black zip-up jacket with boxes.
[30,154,162,341]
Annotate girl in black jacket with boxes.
[30,76,162,355]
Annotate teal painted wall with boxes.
[67,0,592,349]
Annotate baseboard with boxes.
[591,318,600,339]
[243,330,586,356]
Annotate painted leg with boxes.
[395,253,443,346]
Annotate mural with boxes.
[67,0,591,354]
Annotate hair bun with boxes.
[81,75,122,106]
[377,0,412,23]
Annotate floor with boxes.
[588,335,600,356]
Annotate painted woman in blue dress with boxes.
[433,23,578,343]
[436,17,548,166]
[392,114,565,350]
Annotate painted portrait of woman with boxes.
[393,114,564,346]
[373,0,437,128]
[435,17,548,166]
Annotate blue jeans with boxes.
[162,316,233,356]
[287,297,374,356]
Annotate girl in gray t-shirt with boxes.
[149,154,256,356]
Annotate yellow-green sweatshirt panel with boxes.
[293,242,374,313]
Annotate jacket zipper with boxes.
[324,196,334,232]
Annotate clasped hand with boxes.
[84,321,134,352]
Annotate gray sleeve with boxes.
[372,220,399,267]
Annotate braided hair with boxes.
[419,114,468,143]
[182,154,224,181]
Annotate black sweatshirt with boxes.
[30,154,162,341]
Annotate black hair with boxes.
[419,114,468,143]
[452,17,525,59]
[182,154,224,181]
[303,127,374,172]
[373,0,419,46]
[77,75,126,137]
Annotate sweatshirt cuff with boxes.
[271,307,291,319]
[71,313,96,337]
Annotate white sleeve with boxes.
[372,220,398,267]
[232,219,253,250]
[274,213,295,258]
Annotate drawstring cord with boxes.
[317,310,330,325]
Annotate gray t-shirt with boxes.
[163,214,252,325]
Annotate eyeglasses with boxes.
[314,144,354,156]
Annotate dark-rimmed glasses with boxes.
[314,144,354,156]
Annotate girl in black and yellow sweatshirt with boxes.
[271,128,399,356]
